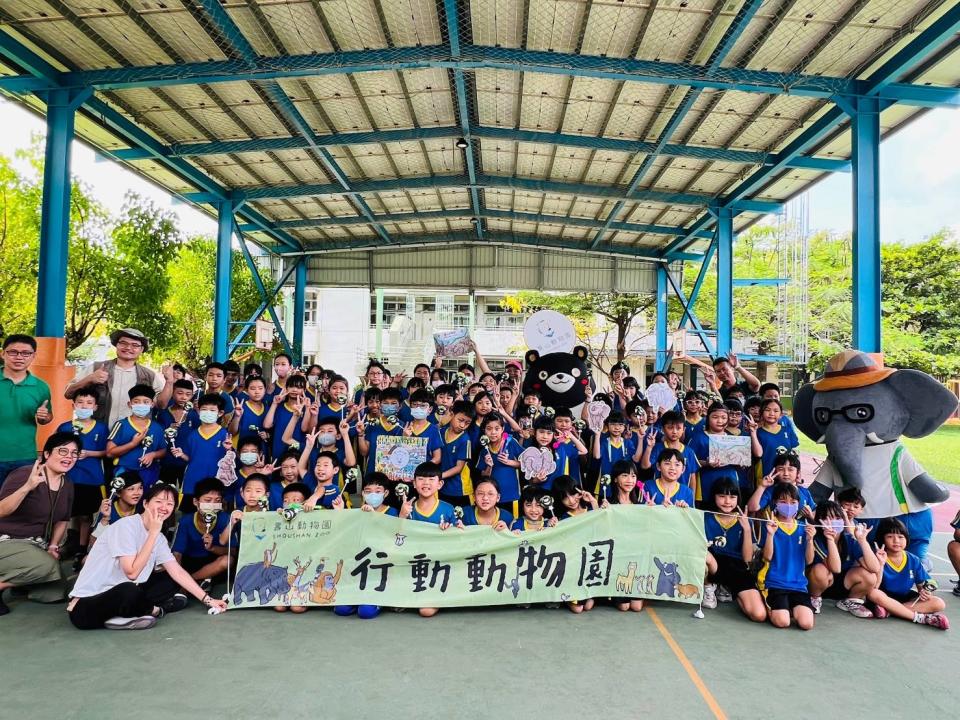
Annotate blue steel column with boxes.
[656,265,668,371]
[851,97,882,352]
[715,209,734,356]
[35,89,80,337]
[293,258,306,364]
[213,201,234,361]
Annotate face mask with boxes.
[828,518,845,534]
[410,407,430,420]
[381,404,399,416]
[74,408,94,420]
[363,491,385,508]
[130,404,152,418]
[317,432,336,446]
[239,452,259,466]
[775,502,799,519]
[431,380,443,388]
[199,409,219,424]
[307,376,319,386]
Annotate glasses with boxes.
[116,340,142,349]
[4,349,35,358]
[55,447,81,459]
[813,404,874,425]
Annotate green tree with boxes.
[162,237,268,371]
[0,154,42,337]
[500,291,655,374]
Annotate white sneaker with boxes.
[810,596,822,614]
[702,583,718,609]
[716,585,733,603]
[105,615,157,630]
[835,598,873,618]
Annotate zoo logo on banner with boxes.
[229,505,708,609]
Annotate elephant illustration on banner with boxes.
[793,350,957,560]
[233,561,292,605]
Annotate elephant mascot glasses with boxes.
[794,350,958,560]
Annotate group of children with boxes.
[57,352,955,629]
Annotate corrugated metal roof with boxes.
[0,0,957,262]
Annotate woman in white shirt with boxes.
[68,483,226,629]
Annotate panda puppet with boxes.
[521,346,591,409]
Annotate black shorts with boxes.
[822,571,848,600]
[179,553,219,575]
[713,554,757,596]
[72,484,105,516]
[766,588,812,612]
[887,590,920,604]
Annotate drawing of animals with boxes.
[644,575,655,594]
[615,562,637,593]
[675,583,700,600]
[654,557,680,597]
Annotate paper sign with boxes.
[708,434,752,468]
[646,381,678,413]
[375,436,428,482]
[433,328,472,358]
[523,310,576,354]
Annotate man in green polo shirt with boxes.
[0,334,52,487]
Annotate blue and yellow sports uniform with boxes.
[461,505,512,526]
[439,428,472,500]
[108,417,166,489]
[642,479,694,506]
[409,497,457,525]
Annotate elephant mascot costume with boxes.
[794,350,957,560]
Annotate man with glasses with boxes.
[0,335,53,487]
[65,328,173,428]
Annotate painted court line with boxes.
[647,608,727,720]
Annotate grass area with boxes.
[794,423,960,485]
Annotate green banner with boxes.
[230,506,708,609]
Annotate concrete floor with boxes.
[2,532,958,720]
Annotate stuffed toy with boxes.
[522,346,591,409]
[793,350,957,560]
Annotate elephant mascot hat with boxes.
[794,349,958,560]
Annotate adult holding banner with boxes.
[67,482,227,630]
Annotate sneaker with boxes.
[810,596,822,614]
[199,578,213,593]
[874,605,889,619]
[702,583,718,609]
[716,585,733,603]
[161,593,188,614]
[105,615,157,630]
[921,613,950,630]
[835,599,873,618]
[952,583,960,598]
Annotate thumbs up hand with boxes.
[36,399,52,424]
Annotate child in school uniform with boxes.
[358,387,404,473]
[233,435,272,508]
[642,448,694,507]
[722,398,754,494]
[687,402,759,506]
[293,416,356,498]
[58,388,108,568]
[510,485,558,533]
[171,393,230,512]
[592,411,637,497]
[462,477,512,530]
[474,413,522,516]
[639,411,699,494]
[702,478,766,621]
[806,500,880,618]
[757,482,817,630]
[552,474,598,520]
[88,471,144,554]
[228,375,268,449]
[155,378,201,488]
[106,384,167,491]
[754,398,799,483]
[202,362,236,424]
[221,474,271,552]
[682,390,705,442]
[552,408,589,488]
[403,389,443,465]
[438,400,474,506]
[599,460,644,613]
[303,451,348,511]
[397,462,463,618]
[748,450,814,518]
[867,517,949,629]
[171,478,231,592]
[264,373,311,460]
[269,450,311,510]
[357,473,397,517]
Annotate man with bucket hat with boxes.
[65,328,173,427]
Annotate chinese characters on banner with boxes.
[230,506,708,609]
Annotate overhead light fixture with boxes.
[455,137,469,149]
